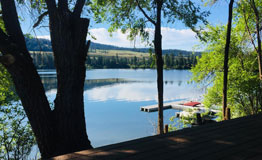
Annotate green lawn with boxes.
[88,49,149,58]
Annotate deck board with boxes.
[51,114,262,160]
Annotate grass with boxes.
[88,49,150,58]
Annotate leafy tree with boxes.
[0,66,36,160]
[220,0,262,119]
[0,0,92,158]
[191,23,262,118]
[91,0,208,134]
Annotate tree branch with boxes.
[136,0,156,25]
[243,9,258,53]
[1,0,27,52]
[0,24,20,55]
[33,11,48,28]
[251,0,262,80]
[73,0,85,18]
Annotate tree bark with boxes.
[154,0,164,134]
[222,0,234,120]
[0,0,92,158]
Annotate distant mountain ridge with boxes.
[25,37,201,56]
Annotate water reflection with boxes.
[41,75,202,102]
[85,81,201,102]
[41,77,138,92]
[41,76,202,102]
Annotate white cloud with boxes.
[89,27,200,50]
[161,28,199,50]
[88,28,138,48]
[35,27,201,50]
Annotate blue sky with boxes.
[20,0,229,51]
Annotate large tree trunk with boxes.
[0,0,92,158]
[48,5,92,157]
[222,0,234,120]
[154,0,164,134]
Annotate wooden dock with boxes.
[140,101,187,112]
[52,114,262,160]
[140,101,219,113]
[140,103,173,112]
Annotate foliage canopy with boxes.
[91,0,209,45]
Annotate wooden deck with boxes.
[52,114,262,160]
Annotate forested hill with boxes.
[89,42,201,56]
[25,37,201,56]
[27,37,199,69]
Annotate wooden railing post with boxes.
[196,113,202,125]
[164,124,168,133]
[226,108,231,120]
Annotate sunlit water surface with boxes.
[39,69,204,148]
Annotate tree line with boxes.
[30,52,197,69]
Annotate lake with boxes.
[39,69,204,148]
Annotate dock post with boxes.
[164,124,168,133]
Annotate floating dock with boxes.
[140,100,219,113]
[140,103,173,112]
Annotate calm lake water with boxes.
[39,69,204,148]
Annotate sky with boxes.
[20,0,229,51]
